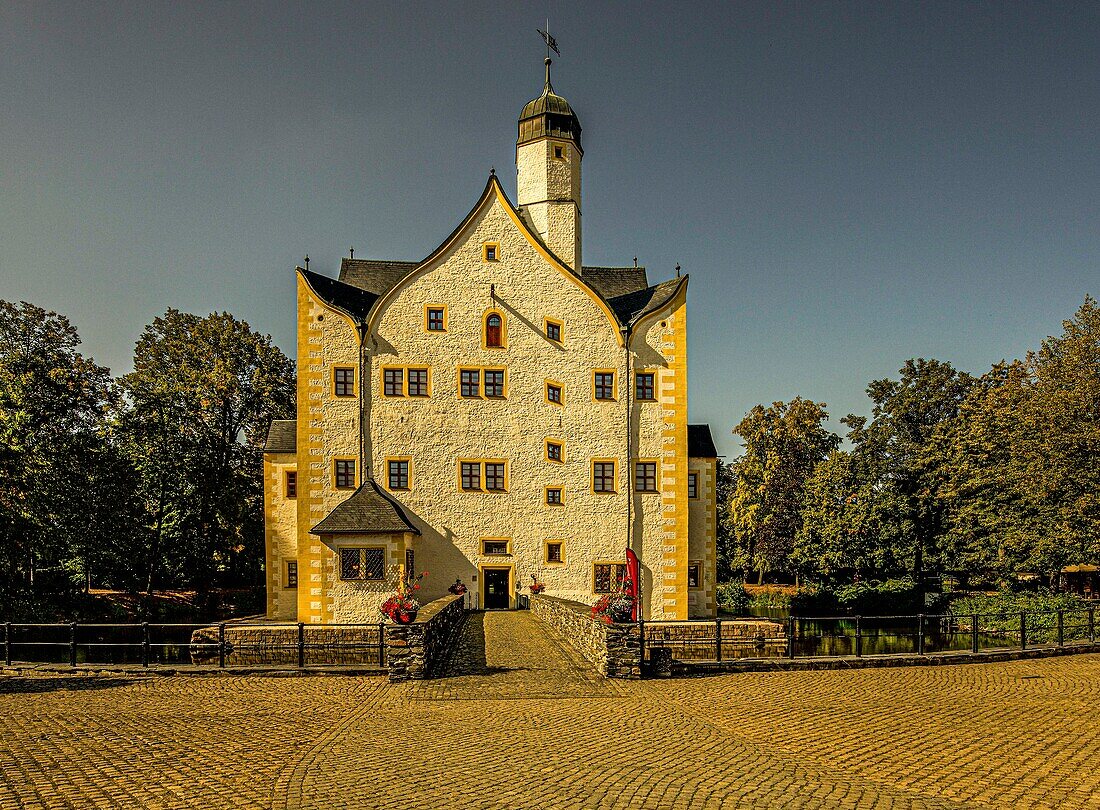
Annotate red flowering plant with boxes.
[529,573,545,594]
[380,569,428,624]
[591,589,637,624]
[447,578,468,595]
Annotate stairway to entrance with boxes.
[411,610,623,700]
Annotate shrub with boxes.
[716,580,751,615]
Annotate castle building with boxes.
[263,59,718,622]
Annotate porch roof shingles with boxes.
[310,479,421,535]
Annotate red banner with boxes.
[626,548,641,621]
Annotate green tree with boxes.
[843,359,975,581]
[120,309,295,591]
[714,459,743,580]
[729,398,840,582]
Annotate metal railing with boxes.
[2,621,388,670]
[642,607,1098,665]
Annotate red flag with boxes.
[626,548,641,621]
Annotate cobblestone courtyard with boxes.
[2,612,1098,809]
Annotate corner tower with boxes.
[516,57,582,269]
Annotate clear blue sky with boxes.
[2,2,1097,457]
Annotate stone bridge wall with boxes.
[385,593,466,682]
[529,595,642,679]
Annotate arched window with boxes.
[485,313,503,348]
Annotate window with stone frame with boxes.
[545,319,562,342]
[388,460,410,490]
[426,307,445,331]
[546,541,563,564]
[634,461,658,493]
[460,369,481,398]
[687,562,701,589]
[339,547,384,581]
[484,369,505,398]
[285,560,298,588]
[484,462,506,492]
[383,368,404,397]
[688,472,699,499]
[635,372,655,401]
[285,471,297,499]
[546,440,563,463]
[407,368,429,397]
[482,539,510,556]
[334,367,355,397]
[335,459,356,489]
[546,382,563,405]
[461,462,481,491]
[545,487,563,505]
[594,372,615,401]
[593,461,616,493]
[593,563,627,594]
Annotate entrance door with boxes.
[483,568,510,610]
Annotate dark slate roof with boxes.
[339,259,418,296]
[582,266,649,299]
[688,424,719,458]
[301,268,378,320]
[310,480,421,535]
[264,420,296,453]
[607,277,685,325]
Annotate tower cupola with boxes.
[516,57,582,270]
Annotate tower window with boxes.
[553,144,566,160]
[485,313,504,348]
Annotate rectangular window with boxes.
[546,382,562,405]
[340,547,385,581]
[688,472,699,499]
[426,307,446,332]
[335,458,356,489]
[460,368,481,398]
[634,461,658,493]
[546,440,563,463]
[546,541,563,564]
[635,372,655,401]
[285,560,298,588]
[483,243,499,261]
[594,371,615,401]
[593,563,627,594]
[484,462,506,492]
[285,471,297,499]
[484,369,505,398]
[545,319,562,342]
[545,487,563,505]
[388,459,410,490]
[482,539,510,556]
[383,368,404,397]
[593,461,616,493]
[407,368,429,397]
[461,462,481,491]
[334,367,355,397]
[688,562,701,589]
[553,144,565,160]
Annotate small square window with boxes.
[484,369,505,398]
[407,368,429,397]
[388,460,410,490]
[553,144,565,160]
[485,462,506,492]
[688,563,701,589]
[546,542,563,564]
[460,369,481,398]
[545,487,563,505]
[285,471,297,499]
[461,462,481,491]
[482,539,509,556]
[546,441,563,463]
[594,372,615,401]
[545,320,562,342]
[285,560,298,588]
[427,307,445,332]
[634,462,658,493]
[635,372,655,401]
[334,367,355,397]
[484,244,498,261]
[593,461,616,493]
[335,459,356,489]
[688,472,699,499]
[546,383,562,405]
[383,368,404,397]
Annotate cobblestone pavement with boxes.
[1,614,1097,810]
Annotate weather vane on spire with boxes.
[538,23,560,59]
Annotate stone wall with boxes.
[530,594,642,679]
[385,593,466,683]
[190,623,385,668]
[645,619,786,661]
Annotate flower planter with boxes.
[392,610,418,625]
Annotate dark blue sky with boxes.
[2,2,1097,456]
